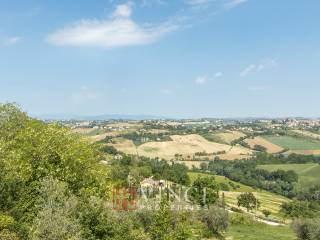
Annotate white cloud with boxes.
[112,3,132,18]
[2,36,23,46]
[194,72,222,84]
[240,58,276,77]
[47,3,178,48]
[224,0,248,9]
[195,75,208,84]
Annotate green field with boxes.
[188,172,289,218]
[263,135,320,150]
[227,223,295,240]
[188,172,254,192]
[258,163,320,187]
[86,128,106,136]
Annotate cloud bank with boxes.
[47,3,178,48]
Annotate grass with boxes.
[86,128,106,136]
[227,223,295,240]
[142,146,160,153]
[223,191,289,218]
[258,163,320,188]
[188,172,254,192]
[188,172,290,219]
[202,131,245,145]
[263,135,320,150]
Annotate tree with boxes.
[280,201,316,218]
[200,162,208,171]
[0,104,111,225]
[253,145,267,152]
[30,177,83,240]
[0,215,19,240]
[189,176,220,208]
[292,218,320,240]
[201,207,229,235]
[0,230,20,240]
[149,200,173,240]
[237,192,260,212]
[262,209,271,218]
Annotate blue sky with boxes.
[1,0,319,118]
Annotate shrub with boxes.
[230,213,255,225]
[292,218,320,240]
[0,215,15,231]
[200,207,229,235]
[262,209,271,218]
[230,207,243,213]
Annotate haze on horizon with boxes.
[1,0,320,118]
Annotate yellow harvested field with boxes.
[245,136,283,153]
[89,132,120,142]
[104,122,143,129]
[213,131,246,144]
[108,138,138,155]
[288,150,320,155]
[175,160,209,168]
[133,134,252,160]
[71,128,95,134]
[292,130,320,140]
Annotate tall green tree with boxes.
[189,176,220,208]
[237,192,260,212]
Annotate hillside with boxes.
[258,163,320,188]
[245,136,284,153]
[188,172,290,219]
[109,134,253,161]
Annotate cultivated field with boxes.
[204,131,246,144]
[108,138,138,155]
[263,135,320,150]
[292,130,320,140]
[258,163,320,188]
[137,134,252,160]
[245,136,284,153]
[188,172,289,218]
[223,191,289,218]
[108,134,252,161]
[104,122,143,129]
[72,127,96,135]
[288,149,320,155]
[175,160,209,169]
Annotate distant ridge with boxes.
[33,114,169,121]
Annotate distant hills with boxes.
[34,114,167,121]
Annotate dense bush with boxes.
[200,207,229,235]
[292,218,320,240]
[110,155,190,186]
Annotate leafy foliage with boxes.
[292,218,320,240]
[189,176,220,208]
[237,192,260,212]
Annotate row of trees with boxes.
[199,158,298,197]
[109,155,191,186]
